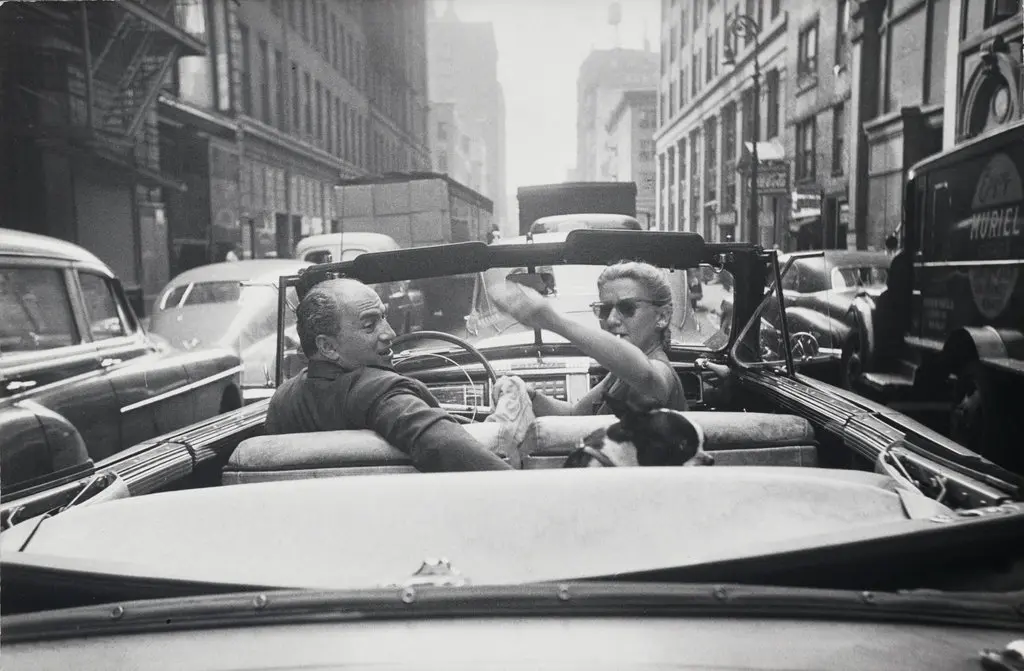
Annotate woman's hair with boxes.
[597,260,674,351]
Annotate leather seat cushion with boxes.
[223,422,509,484]
[522,412,818,469]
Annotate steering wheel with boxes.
[789,332,821,360]
[391,331,498,424]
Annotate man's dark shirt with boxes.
[266,359,510,472]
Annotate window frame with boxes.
[75,269,133,343]
[0,262,82,356]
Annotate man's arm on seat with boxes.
[368,391,512,472]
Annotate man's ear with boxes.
[314,333,337,359]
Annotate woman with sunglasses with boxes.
[490,260,687,416]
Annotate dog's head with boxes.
[563,394,714,468]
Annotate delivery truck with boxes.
[516,181,638,235]
[329,172,493,329]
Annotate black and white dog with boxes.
[563,395,715,468]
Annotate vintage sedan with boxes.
[294,231,426,334]
[2,230,1023,669]
[0,228,242,499]
[148,259,310,404]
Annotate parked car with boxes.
[3,230,1022,669]
[0,228,242,498]
[148,259,311,404]
[294,232,426,334]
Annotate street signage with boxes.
[755,165,790,195]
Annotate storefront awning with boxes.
[737,139,787,171]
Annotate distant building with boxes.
[430,102,487,194]
[604,90,658,227]
[654,0,788,246]
[428,4,507,226]
[576,48,660,183]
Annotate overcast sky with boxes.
[429,0,660,195]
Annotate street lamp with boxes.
[722,13,762,247]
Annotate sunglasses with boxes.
[589,298,664,320]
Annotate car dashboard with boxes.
[402,354,714,416]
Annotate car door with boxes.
[75,269,193,455]
[0,261,120,467]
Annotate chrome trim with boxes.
[120,365,243,414]
[914,259,1024,267]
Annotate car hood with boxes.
[0,468,943,591]
[148,305,243,352]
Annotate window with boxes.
[326,95,334,154]
[0,267,78,352]
[259,38,270,123]
[704,117,718,202]
[300,0,309,39]
[689,129,702,224]
[275,50,286,131]
[691,51,699,96]
[238,22,252,115]
[315,81,323,144]
[832,104,846,175]
[795,117,817,181]
[765,69,780,138]
[438,150,448,173]
[304,71,312,136]
[771,0,781,19]
[798,21,819,80]
[78,273,128,341]
[330,13,338,68]
[721,102,737,210]
[680,7,687,46]
[741,87,754,142]
[694,0,702,24]
[271,0,282,16]
[835,0,849,68]
[678,66,687,108]
[291,61,300,135]
[706,33,713,82]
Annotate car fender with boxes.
[784,305,848,347]
[162,346,243,416]
[845,292,878,367]
[941,326,1024,375]
[0,400,90,493]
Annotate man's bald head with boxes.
[296,278,379,358]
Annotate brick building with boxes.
[1,0,203,310]
[655,0,788,245]
[1,0,430,311]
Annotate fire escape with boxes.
[4,0,205,186]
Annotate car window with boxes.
[303,251,332,263]
[831,265,889,289]
[78,272,128,341]
[159,285,189,309]
[183,281,242,305]
[0,266,79,353]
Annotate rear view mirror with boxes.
[505,271,555,295]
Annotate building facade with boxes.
[427,5,506,229]
[2,0,430,312]
[162,0,430,281]
[655,0,789,245]
[604,90,659,226]
[848,0,947,251]
[1,0,205,312]
[429,102,488,194]
[575,48,660,183]
[784,0,853,250]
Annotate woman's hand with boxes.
[489,281,554,330]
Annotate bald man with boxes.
[266,278,511,472]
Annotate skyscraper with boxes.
[574,48,659,183]
[427,3,506,227]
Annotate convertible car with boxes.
[3,230,1024,669]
